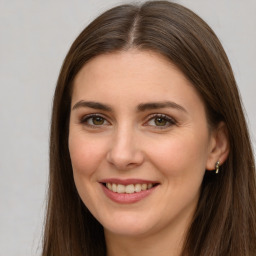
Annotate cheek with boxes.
[68,134,107,213]
[147,132,210,177]
[68,134,106,176]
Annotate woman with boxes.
[42,1,256,255]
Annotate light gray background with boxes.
[0,0,255,255]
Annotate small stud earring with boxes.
[215,161,220,174]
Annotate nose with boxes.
[106,126,144,170]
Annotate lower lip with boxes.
[101,184,157,204]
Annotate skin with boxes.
[68,50,229,256]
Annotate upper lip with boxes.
[99,178,159,185]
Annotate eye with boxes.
[81,114,110,127]
[145,114,176,129]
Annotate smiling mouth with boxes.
[103,183,159,194]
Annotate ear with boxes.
[206,122,230,171]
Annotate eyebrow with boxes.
[72,100,187,113]
[137,101,187,113]
[72,101,112,111]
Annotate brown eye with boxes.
[146,114,176,129]
[81,114,109,127]
[92,116,105,125]
[154,117,168,126]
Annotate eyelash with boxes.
[145,114,176,129]
[80,114,110,128]
[80,113,176,129]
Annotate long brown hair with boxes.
[42,1,256,255]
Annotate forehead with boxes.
[71,50,203,111]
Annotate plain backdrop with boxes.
[0,0,255,255]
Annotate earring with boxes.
[215,161,220,174]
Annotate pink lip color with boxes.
[100,178,158,185]
[100,179,158,204]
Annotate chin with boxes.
[100,211,159,238]
[104,224,152,238]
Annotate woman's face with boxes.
[69,50,217,239]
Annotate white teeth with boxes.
[105,183,155,193]
[147,183,153,189]
[125,184,135,194]
[117,184,125,193]
[141,184,147,191]
[134,184,142,192]
[112,183,117,192]
[107,183,112,190]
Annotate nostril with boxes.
[106,141,144,170]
